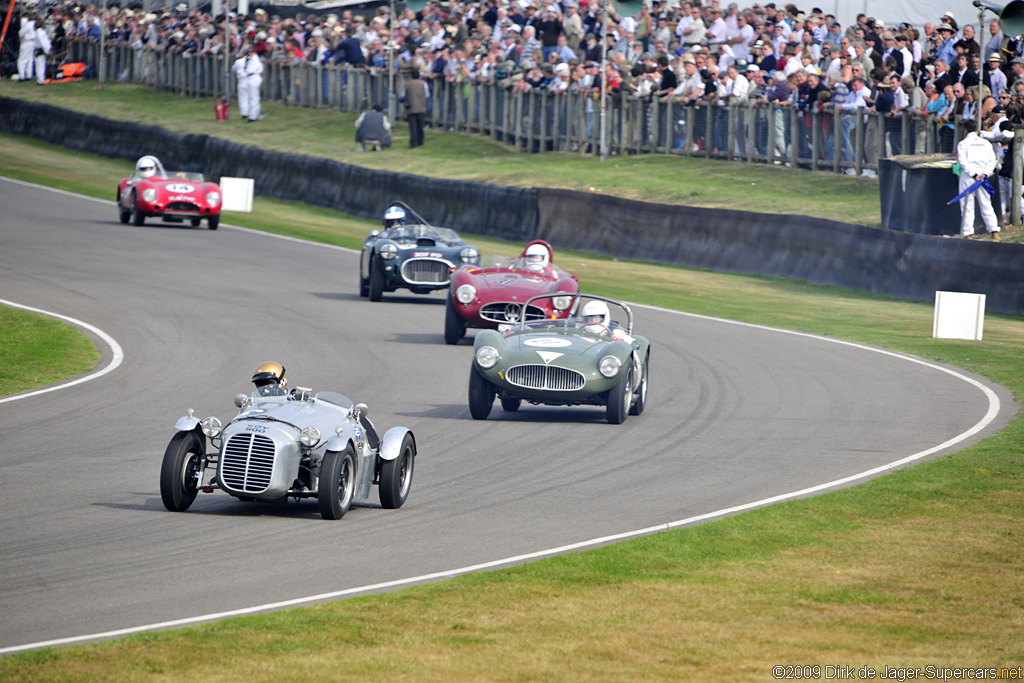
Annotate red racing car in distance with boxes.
[117,156,222,230]
[445,240,579,345]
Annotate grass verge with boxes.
[0,305,100,396]
[0,112,1022,679]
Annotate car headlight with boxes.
[476,346,499,369]
[300,426,321,448]
[552,295,572,311]
[205,191,221,206]
[141,188,157,203]
[380,243,398,260]
[599,355,621,378]
[201,416,222,438]
[456,284,477,304]
[460,247,480,263]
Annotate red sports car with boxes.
[445,240,579,345]
[117,156,222,230]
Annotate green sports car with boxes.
[468,293,650,424]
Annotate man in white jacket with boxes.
[18,16,36,82]
[33,22,52,85]
[242,51,264,122]
[233,46,250,120]
[956,119,1000,240]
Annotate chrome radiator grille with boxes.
[480,303,546,324]
[221,433,276,493]
[506,364,585,391]
[401,258,453,285]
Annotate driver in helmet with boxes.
[382,205,407,229]
[134,156,160,179]
[523,242,555,277]
[580,300,633,342]
[251,361,288,397]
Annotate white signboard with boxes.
[933,291,986,341]
[220,177,254,213]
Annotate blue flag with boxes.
[948,177,995,205]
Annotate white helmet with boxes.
[383,205,406,228]
[524,243,550,271]
[135,155,159,179]
[581,300,610,332]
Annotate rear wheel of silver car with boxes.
[445,295,466,345]
[318,446,355,520]
[369,259,385,302]
[160,429,205,512]
[379,433,415,509]
[117,190,130,224]
[468,367,495,420]
[500,397,521,412]
[629,352,649,416]
[607,364,633,425]
[208,215,219,230]
[131,192,145,226]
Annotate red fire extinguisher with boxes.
[215,97,229,121]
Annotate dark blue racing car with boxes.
[359,202,481,301]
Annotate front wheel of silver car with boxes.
[379,433,415,509]
[359,257,370,298]
[369,259,385,302]
[160,430,205,512]
[629,352,649,416]
[318,446,355,520]
[606,364,633,425]
[468,367,495,420]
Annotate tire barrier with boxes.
[2,96,1022,314]
[537,188,1024,316]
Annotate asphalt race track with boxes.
[0,176,1015,653]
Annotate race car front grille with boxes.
[506,364,585,391]
[221,433,276,493]
[480,303,547,324]
[165,202,201,211]
[401,258,453,285]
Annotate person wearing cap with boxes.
[986,52,1008,99]
[564,3,583,50]
[705,7,728,47]
[936,23,958,69]
[536,6,563,64]
[956,119,1000,240]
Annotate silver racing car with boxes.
[160,380,416,520]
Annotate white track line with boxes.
[0,299,124,405]
[0,176,1004,655]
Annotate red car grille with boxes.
[480,303,547,324]
[165,202,201,211]
[506,364,585,391]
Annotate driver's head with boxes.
[524,243,550,271]
[135,155,159,179]
[251,361,286,394]
[383,205,406,229]
[581,300,609,331]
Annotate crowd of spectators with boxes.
[19,0,1024,168]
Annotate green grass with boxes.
[0,305,100,396]
[1,91,1023,680]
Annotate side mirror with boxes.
[354,402,369,418]
[234,394,248,408]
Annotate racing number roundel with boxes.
[523,337,572,348]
